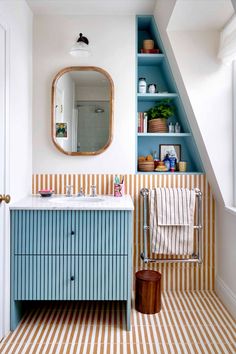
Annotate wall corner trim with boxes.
[224,205,236,216]
[215,275,236,320]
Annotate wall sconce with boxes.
[70,33,91,57]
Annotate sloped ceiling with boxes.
[168,0,234,31]
[153,0,235,204]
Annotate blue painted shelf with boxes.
[136,171,205,175]
[137,93,178,101]
[136,15,204,174]
[137,133,191,137]
[138,53,165,65]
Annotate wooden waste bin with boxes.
[135,270,161,314]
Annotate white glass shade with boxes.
[70,41,91,57]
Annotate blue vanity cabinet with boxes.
[10,209,133,330]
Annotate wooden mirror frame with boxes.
[51,66,114,156]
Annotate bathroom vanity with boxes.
[10,195,134,330]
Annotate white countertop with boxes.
[10,195,134,211]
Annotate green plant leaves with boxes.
[147,99,174,120]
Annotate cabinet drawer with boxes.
[13,255,128,301]
[11,210,131,255]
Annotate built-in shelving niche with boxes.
[136,16,204,174]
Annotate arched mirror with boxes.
[51,66,114,155]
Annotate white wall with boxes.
[216,205,236,318]
[154,0,236,318]
[169,30,233,205]
[154,0,228,206]
[167,18,236,322]
[0,0,32,334]
[0,1,33,200]
[33,15,135,173]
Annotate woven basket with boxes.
[138,161,154,172]
[148,118,168,133]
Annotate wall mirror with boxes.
[51,66,114,155]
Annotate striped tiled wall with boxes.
[32,174,215,291]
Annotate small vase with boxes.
[148,118,168,133]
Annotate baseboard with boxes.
[215,275,236,320]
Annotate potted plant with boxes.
[147,99,174,133]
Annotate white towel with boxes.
[150,188,196,255]
[157,188,195,226]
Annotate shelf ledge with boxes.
[137,133,191,137]
[137,53,165,65]
[137,93,178,101]
[136,171,205,175]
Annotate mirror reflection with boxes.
[52,67,114,155]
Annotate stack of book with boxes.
[138,112,148,133]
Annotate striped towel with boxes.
[150,188,196,255]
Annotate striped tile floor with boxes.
[0,291,235,354]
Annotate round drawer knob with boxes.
[70,276,75,281]
[71,231,75,235]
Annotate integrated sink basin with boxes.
[49,196,105,203]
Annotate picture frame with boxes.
[159,144,181,162]
[55,122,68,138]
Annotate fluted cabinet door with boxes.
[14,255,128,301]
[12,210,129,255]
[73,255,128,300]
[14,255,70,300]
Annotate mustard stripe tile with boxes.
[193,292,236,349]
[210,291,236,326]
[27,308,56,353]
[182,292,223,353]
[173,296,200,353]
[23,311,51,353]
[173,292,210,353]
[2,309,41,354]
[164,294,196,353]
[62,309,79,349]
[12,307,48,354]
[205,291,236,338]
[34,309,62,354]
[154,314,168,353]
[181,293,216,353]
[196,296,234,353]
[161,303,186,353]
[158,309,175,352]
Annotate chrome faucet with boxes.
[77,187,85,197]
[66,185,73,197]
[90,185,97,197]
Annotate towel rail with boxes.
[140,188,203,264]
